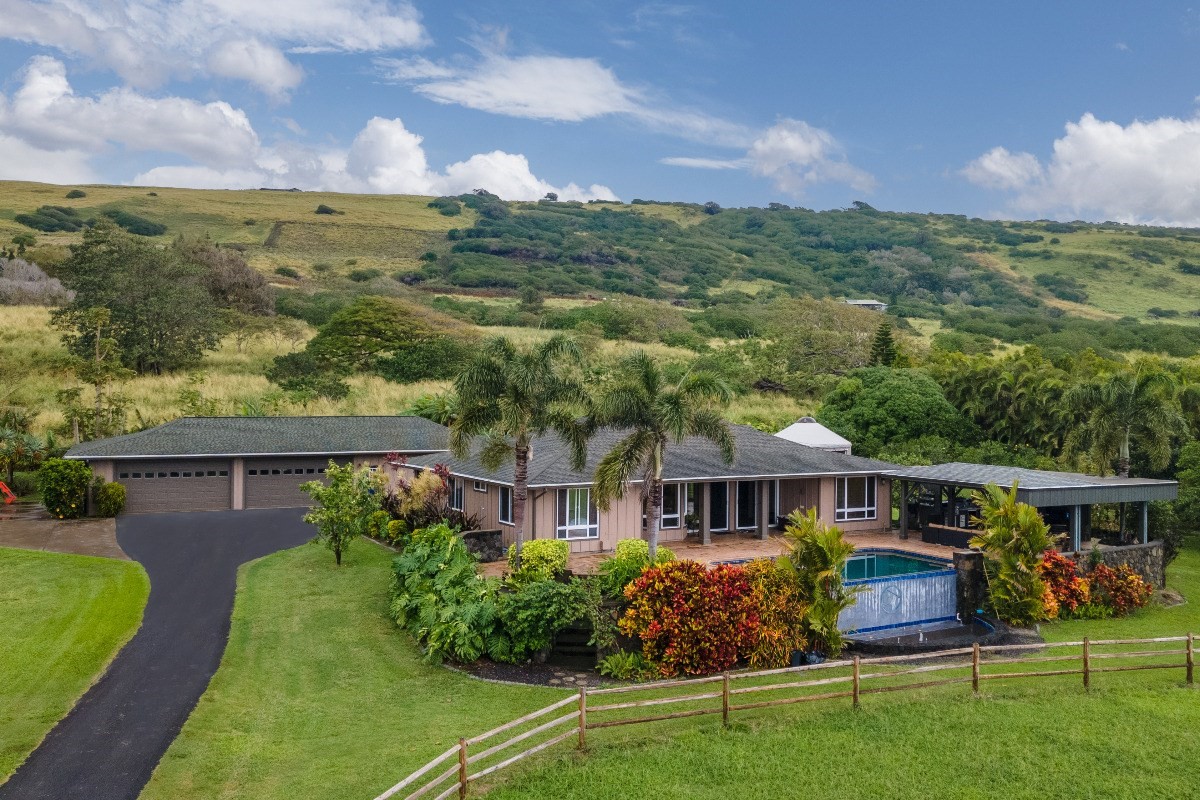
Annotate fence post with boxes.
[578,688,587,750]
[1187,633,1194,687]
[458,738,468,800]
[722,672,730,726]
[972,642,980,697]
[1082,637,1090,693]
[852,656,861,709]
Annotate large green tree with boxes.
[592,351,734,560]
[52,225,221,374]
[1065,364,1185,477]
[451,335,591,563]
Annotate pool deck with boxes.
[479,530,963,578]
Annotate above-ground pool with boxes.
[838,548,957,635]
[843,550,949,581]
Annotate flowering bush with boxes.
[1038,549,1091,617]
[1089,563,1153,615]
[743,560,808,669]
[620,560,759,677]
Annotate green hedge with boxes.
[37,459,92,519]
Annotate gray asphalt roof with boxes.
[884,462,1178,506]
[65,416,450,460]
[408,424,896,487]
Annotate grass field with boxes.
[139,535,1198,800]
[0,547,149,781]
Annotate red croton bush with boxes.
[1038,549,1152,619]
[1090,563,1154,615]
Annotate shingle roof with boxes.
[884,462,1178,506]
[65,416,450,460]
[408,424,895,487]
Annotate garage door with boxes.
[244,458,335,509]
[116,460,232,514]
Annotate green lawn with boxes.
[139,540,560,800]
[0,546,149,781]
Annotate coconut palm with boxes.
[591,351,734,561]
[1065,364,1185,477]
[451,335,590,564]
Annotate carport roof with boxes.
[884,462,1178,507]
[65,416,450,460]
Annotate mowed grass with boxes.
[139,541,560,800]
[484,541,1200,799]
[0,547,149,781]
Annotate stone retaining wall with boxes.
[462,529,504,563]
[1069,541,1166,589]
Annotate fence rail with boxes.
[373,633,1195,800]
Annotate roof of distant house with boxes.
[65,416,450,459]
[775,417,852,451]
[884,462,1177,506]
[409,424,894,488]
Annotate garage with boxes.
[116,459,232,514]
[244,457,336,509]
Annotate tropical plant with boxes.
[0,428,46,486]
[592,351,734,560]
[451,335,591,564]
[506,538,570,583]
[301,462,385,565]
[969,482,1055,625]
[596,649,652,681]
[743,560,809,669]
[1038,549,1091,617]
[1065,363,1185,477]
[1089,563,1153,615]
[497,578,590,662]
[389,523,511,663]
[95,481,126,517]
[403,390,460,426]
[778,509,861,656]
[36,457,92,519]
[596,537,676,598]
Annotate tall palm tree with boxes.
[592,352,735,560]
[451,335,591,564]
[1065,364,1185,477]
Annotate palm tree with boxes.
[1065,364,1185,477]
[451,335,590,564]
[0,428,45,486]
[592,352,734,560]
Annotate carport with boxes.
[885,462,1178,550]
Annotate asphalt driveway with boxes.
[0,508,314,800]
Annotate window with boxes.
[169,471,179,478]
[660,483,681,528]
[218,470,228,477]
[736,481,757,529]
[836,477,877,522]
[499,486,513,525]
[119,473,129,479]
[556,488,598,540]
[132,473,142,479]
[271,469,281,475]
[448,477,464,511]
[709,481,729,531]
[769,479,780,526]
[473,480,487,493]
[207,471,217,477]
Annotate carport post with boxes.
[757,480,770,540]
[1141,502,1149,545]
[1072,505,1082,552]
[699,482,712,545]
[899,480,909,540]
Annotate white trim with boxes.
[498,485,513,526]
[556,487,599,540]
[448,477,464,511]
[660,482,681,529]
[67,449,444,461]
[473,480,487,493]
[835,476,877,522]
[735,480,758,530]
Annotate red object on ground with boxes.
[0,481,16,504]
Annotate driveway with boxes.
[0,508,314,800]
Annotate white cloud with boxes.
[0,0,427,95]
[132,116,618,202]
[963,112,1200,225]
[378,52,752,146]
[0,133,96,183]
[0,57,260,167]
[662,118,875,198]
[960,146,1043,191]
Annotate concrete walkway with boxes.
[0,514,128,560]
[0,508,313,800]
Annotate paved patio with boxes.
[479,529,962,577]
[0,508,128,560]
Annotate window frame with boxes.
[660,483,681,529]
[448,477,464,511]
[473,480,488,493]
[556,487,599,540]
[499,485,513,525]
[835,476,877,522]
[709,481,729,532]
[735,480,758,530]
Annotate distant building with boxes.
[844,299,888,312]
[775,417,853,455]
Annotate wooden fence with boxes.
[372,634,1195,800]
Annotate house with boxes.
[844,298,888,312]
[775,417,853,454]
[65,416,448,514]
[404,424,895,554]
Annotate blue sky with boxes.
[2,1,1200,223]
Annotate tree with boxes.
[1065,364,1185,477]
[543,192,558,202]
[777,509,861,656]
[11,233,35,255]
[0,428,45,486]
[451,335,591,564]
[969,483,1054,625]
[301,462,384,565]
[592,351,734,560]
[52,224,221,374]
[71,307,133,439]
[702,201,721,215]
[869,320,897,366]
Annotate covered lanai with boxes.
[884,462,1178,551]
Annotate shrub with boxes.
[8,471,38,497]
[315,204,337,215]
[497,578,589,662]
[743,560,808,669]
[597,650,652,681]
[37,458,93,519]
[385,519,410,546]
[598,538,676,597]
[507,539,569,582]
[96,481,126,517]
[102,209,167,236]
[779,509,861,656]
[348,268,383,282]
[1089,563,1153,615]
[65,189,87,199]
[620,560,759,677]
[275,266,301,279]
[1038,549,1091,617]
[969,483,1054,626]
[365,509,392,540]
[389,523,510,663]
